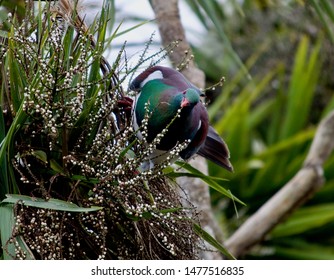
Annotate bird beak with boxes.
[181,97,190,108]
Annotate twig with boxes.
[225,110,334,258]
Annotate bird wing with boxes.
[197,126,233,172]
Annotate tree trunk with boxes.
[150,0,225,259]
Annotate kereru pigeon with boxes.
[129,65,233,172]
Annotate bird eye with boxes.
[200,93,206,97]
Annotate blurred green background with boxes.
[186,0,334,259]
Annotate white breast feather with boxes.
[140,70,163,88]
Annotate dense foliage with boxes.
[0,1,237,260]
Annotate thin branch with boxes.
[225,110,334,258]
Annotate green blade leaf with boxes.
[280,36,322,140]
[175,161,245,205]
[193,223,235,260]
[271,204,334,238]
[0,107,8,200]
[112,20,153,39]
[2,194,102,212]
[274,239,334,260]
[0,204,35,259]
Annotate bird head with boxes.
[180,89,201,109]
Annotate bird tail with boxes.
[197,126,233,172]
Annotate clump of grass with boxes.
[0,1,200,260]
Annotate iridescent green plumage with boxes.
[131,66,233,171]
